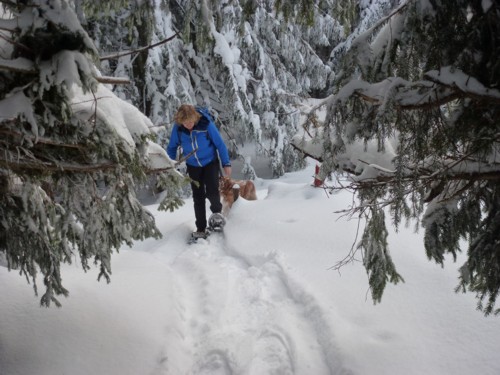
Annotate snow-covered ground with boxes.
[1,161,500,375]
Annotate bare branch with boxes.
[95,76,130,85]
[329,212,365,272]
[100,32,179,61]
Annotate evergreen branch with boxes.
[321,162,500,210]
[351,169,500,188]
[0,0,36,6]
[0,158,117,173]
[0,127,86,150]
[0,57,35,73]
[146,166,175,174]
[99,32,179,61]
[290,141,324,162]
[349,0,410,51]
[355,80,500,111]
[400,87,500,110]
[0,58,129,84]
[0,21,37,56]
[0,0,23,12]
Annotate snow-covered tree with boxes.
[293,0,500,315]
[81,0,335,176]
[0,0,185,306]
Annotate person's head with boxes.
[174,104,201,130]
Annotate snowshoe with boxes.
[188,230,210,244]
[208,213,225,232]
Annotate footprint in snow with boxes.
[196,349,233,375]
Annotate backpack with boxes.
[195,106,216,123]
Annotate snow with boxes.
[425,66,500,98]
[13,0,96,54]
[292,128,398,180]
[482,0,493,12]
[0,91,38,137]
[70,83,175,170]
[39,51,96,94]
[0,57,34,72]
[2,160,500,375]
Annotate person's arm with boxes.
[207,123,231,171]
[223,165,232,177]
[166,125,180,160]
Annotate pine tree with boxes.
[0,0,184,306]
[293,0,500,315]
[80,0,335,176]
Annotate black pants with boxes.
[187,160,222,231]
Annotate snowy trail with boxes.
[3,165,500,375]
[153,219,350,375]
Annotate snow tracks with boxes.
[152,231,351,375]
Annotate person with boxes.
[166,104,232,238]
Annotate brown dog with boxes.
[219,176,257,215]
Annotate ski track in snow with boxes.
[150,186,351,375]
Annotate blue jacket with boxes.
[166,110,231,167]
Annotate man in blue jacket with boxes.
[167,104,232,238]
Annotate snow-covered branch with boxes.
[0,158,117,173]
[95,76,131,85]
[334,69,500,114]
[0,57,130,84]
[0,57,35,73]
